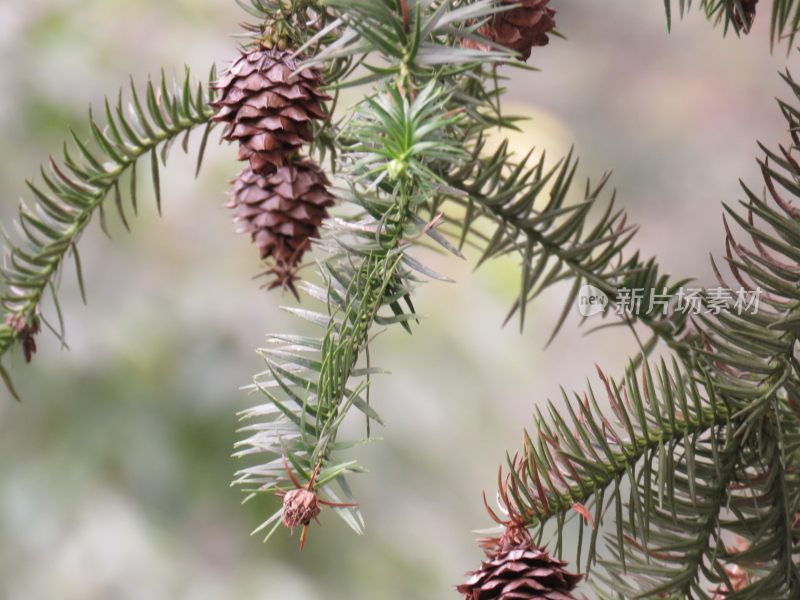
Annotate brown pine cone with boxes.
[458,546,582,599]
[212,46,331,170]
[459,524,581,600]
[228,159,335,293]
[281,488,321,529]
[463,0,556,61]
[735,0,758,32]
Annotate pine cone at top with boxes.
[458,525,582,600]
[463,0,556,61]
[228,159,335,293]
[735,0,758,32]
[212,46,331,171]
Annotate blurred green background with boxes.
[0,1,794,598]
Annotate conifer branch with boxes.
[488,71,800,597]
[664,0,800,51]
[0,68,217,387]
[7,2,798,596]
[441,141,693,351]
[233,0,505,540]
[497,360,729,569]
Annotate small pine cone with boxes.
[458,533,581,600]
[282,488,321,529]
[229,159,335,291]
[212,46,331,170]
[463,0,556,61]
[6,313,40,363]
[735,0,758,32]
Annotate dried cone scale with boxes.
[464,0,556,61]
[212,45,331,170]
[228,160,335,293]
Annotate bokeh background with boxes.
[0,1,796,598]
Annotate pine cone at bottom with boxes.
[457,545,581,600]
[228,160,335,293]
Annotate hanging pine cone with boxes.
[458,526,581,600]
[735,0,758,32]
[212,45,331,171]
[228,159,335,293]
[281,488,321,529]
[463,0,556,61]
[6,313,40,363]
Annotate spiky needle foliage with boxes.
[666,0,800,51]
[493,74,800,598]
[0,69,217,396]
[234,0,514,541]
[3,1,800,598]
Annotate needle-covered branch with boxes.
[664,0,800,52]
[441,140,692,356]
[232,0,497,540]
[499,360,729,573]
[0,69,217,394]
[486,71,800,598]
